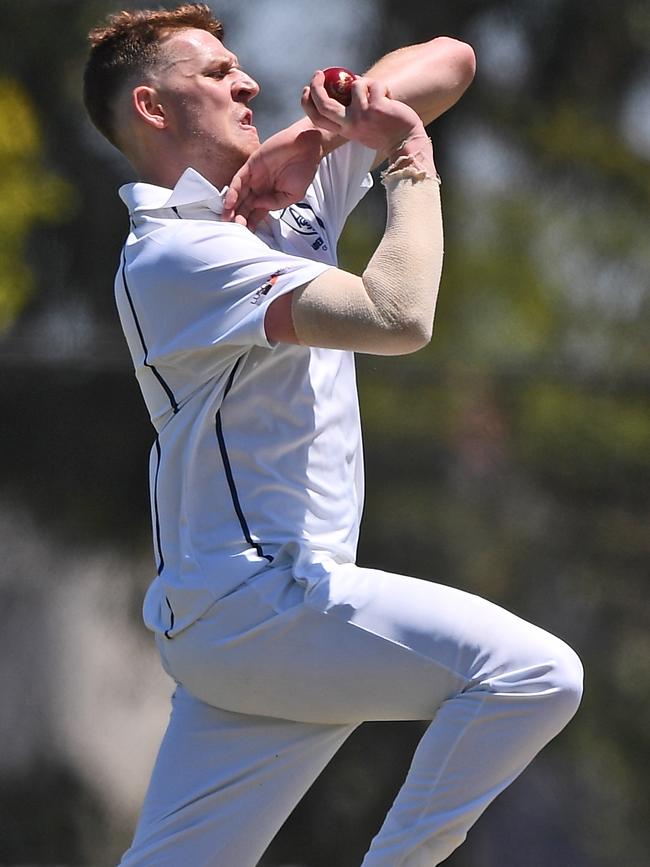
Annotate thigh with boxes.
[157,564,462,723]
[158,562,560,725]
[312,563,566,686]
[120,685,355,867]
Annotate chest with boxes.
[259,200,336,266]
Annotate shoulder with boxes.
[129,218,276,272]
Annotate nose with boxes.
[232,70,259,102]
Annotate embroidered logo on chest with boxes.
[280,202,328,252]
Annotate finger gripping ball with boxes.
[322,67,358,106]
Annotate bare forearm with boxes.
[366,37,476,126]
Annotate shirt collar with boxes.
[119,167,228,216]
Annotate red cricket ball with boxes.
[322,67,358,107]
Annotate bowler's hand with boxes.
[222,126,324,231]
[302,70,423,157]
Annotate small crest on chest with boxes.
[280,202,328,252]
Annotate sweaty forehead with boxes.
[160,29,237,71]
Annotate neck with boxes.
[127,137,237,191]
[138,159,193,190]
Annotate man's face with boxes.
[152,28,260,183]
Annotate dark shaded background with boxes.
[1,1,649,865]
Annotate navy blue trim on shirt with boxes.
[120,250,179,415]
[153,436,164,576]
[164,596,175,640]
[215,358,274,564]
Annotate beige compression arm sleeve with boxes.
[291,142,444,355]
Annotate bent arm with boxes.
[265,134,443,355]
[366,37,476,129]
[310,36,476,163]
[224,37,474,225]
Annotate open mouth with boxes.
[239,110,256,130]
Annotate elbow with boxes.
[402,318,433,353]
[382,315,433,356]
[433,36,477,93]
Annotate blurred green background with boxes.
[1,1,649,865]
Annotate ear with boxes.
[132,85,167,130]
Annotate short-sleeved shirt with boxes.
[117,140,375,636]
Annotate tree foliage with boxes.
[0,78,74,330]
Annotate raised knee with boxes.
[547,638,584,721]
[481,632,584,729]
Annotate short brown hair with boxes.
[83,3,225,146]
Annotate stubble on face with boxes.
[154,29,260,185]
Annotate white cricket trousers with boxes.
[119,560,583,867]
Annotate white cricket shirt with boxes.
[117,141,375,636]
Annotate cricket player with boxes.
[83,4,583,865]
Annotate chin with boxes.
[243,130,260,151]
[235,137,259,166]
[234,142,256,168]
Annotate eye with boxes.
[207,64,239,80]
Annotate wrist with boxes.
[387,128,432,163]
[383,129,439,185]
